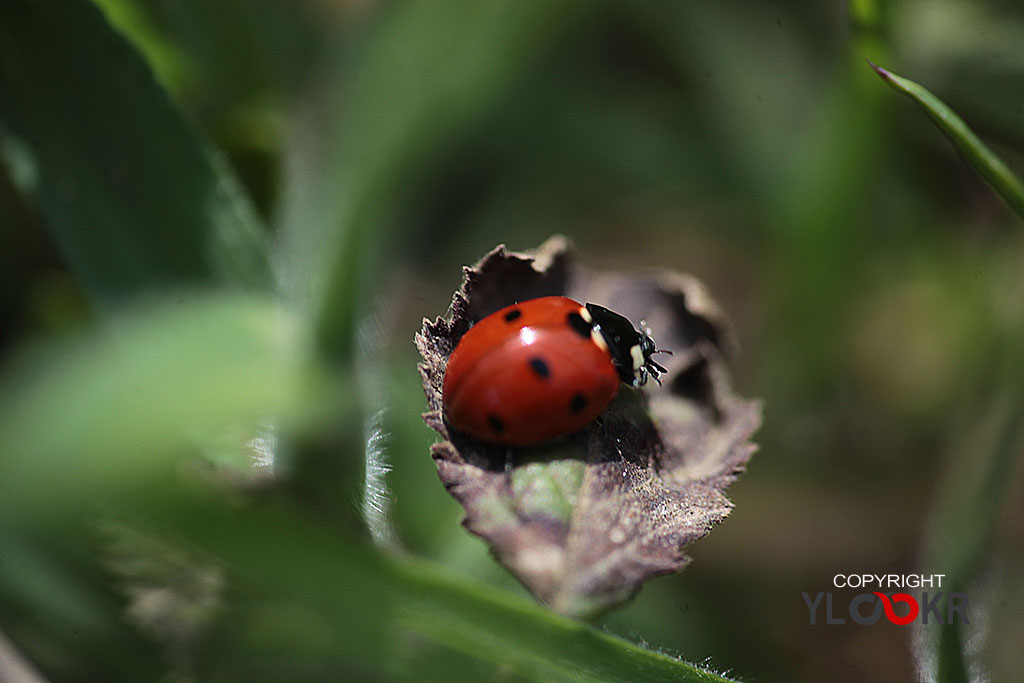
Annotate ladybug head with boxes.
[585,303,670,388]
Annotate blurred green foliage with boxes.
[2,0,1024,682]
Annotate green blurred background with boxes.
[2,0,1023,681]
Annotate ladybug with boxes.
[442,296,668,445]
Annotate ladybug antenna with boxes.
[653,348,673,357]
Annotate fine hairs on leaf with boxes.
[358,304,400,551]
[416,237,761,617]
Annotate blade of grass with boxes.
[869,61,1024,220]
[0,0,271,304]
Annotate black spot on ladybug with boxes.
[566,312,591,339]
[488,415,505,433]
[504,309,522,322]
[570,393,587,413]
[529,357,551,379]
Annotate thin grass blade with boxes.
[869,61,1024,220]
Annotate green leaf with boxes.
[0,0,270,303]
[0,291,315,519]
[152,497,741,683]
[869,61,1024,220]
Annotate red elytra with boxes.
[442,296,666,446]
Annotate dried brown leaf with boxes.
[416,236,760,617]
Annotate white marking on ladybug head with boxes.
[630,344,644,374]
[591,328,609,352]
[579,306,593,324]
